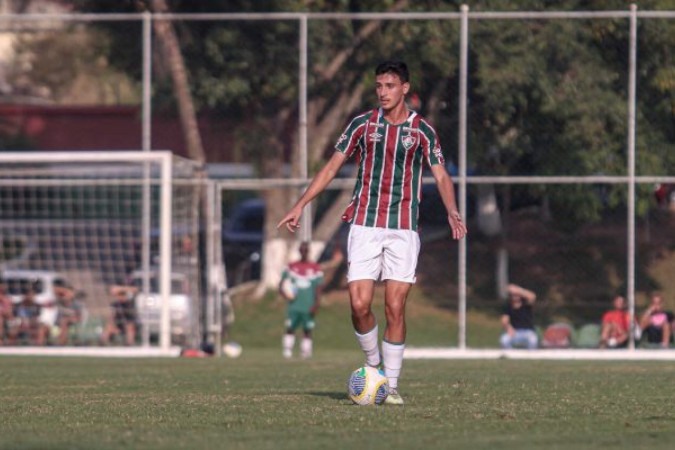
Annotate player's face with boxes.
[375,73,409,112]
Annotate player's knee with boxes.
[350,298,372,318]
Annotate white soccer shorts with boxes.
[346,224,421,284]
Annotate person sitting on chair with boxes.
[54,281,84,346]
[500,284,538,349]
[599,295,632,349]
[639,293,673,348]
[100,284,138,346]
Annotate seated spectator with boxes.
[100,284,138,346]
[599,295,633,349]
[54,281,84,346]
[0,279,14,345]
[8,287,49,345]
[639,293,673,348]
[500,283,538,349]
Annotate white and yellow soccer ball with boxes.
[347,366,389,406]
[222,341,242,358]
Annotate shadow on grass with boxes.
[308,391,348,401]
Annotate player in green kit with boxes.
[279,241,324,359]
[278,61,467,404]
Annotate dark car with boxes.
[222,198,265,286]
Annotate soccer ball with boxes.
[347,366,389,406]
[222,341,242,358]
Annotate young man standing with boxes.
[277,61,467,405]
[279,241,324,359]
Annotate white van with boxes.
[129,270,193,342]
[2,269,70,327]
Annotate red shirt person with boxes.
[600,295,632,348]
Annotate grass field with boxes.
[1,351,675,450]
[2,280,675,450]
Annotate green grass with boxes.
[230,286,503,350]
[1,352,675,450]
[2,287,674,449]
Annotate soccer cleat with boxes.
[282,349,292,359]
[384,387,404,405]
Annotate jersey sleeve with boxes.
[335,113,369,159]
[419,119,445,167]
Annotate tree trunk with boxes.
[151,0,205,164]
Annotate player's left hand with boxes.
[448,211,467,240]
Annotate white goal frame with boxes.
[0,150,182,352]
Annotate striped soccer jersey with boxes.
[335,108,445,231]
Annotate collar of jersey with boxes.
[377,107,418,126]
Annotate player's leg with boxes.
[349,280,380,366]
[380,229,419,405]
[282,312,299,358]
[299,312,316,359]
[382,280,411,405]
[347,225,385,368]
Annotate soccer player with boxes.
[279,241,324,359]
[277,60,467,405]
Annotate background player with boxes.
[279,241,324,359]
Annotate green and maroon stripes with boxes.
[335,108,443,231]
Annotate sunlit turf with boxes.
[1,351,674,450]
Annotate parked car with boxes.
[2,269,71,328]
[222,198,265,286]
[129,270,193,343]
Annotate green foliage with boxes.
[69,0,675,232]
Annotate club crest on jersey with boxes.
[368,132,383,142]
[401,133,416,150]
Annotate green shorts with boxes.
[285,310,315,332]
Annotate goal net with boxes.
[0,151,202,351]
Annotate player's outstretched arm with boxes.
[430,164,467,240]
[277,152,347,233]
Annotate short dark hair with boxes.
[375,60,409,83]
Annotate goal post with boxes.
[0,151,202,352]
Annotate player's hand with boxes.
[276,208,302,233]
[448,211,467,240]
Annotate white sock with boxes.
[282,334,295,358]
[300,337,312,359]
[382,340,405,390]
[355,324,380,367]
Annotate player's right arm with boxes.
[277,151,347,233]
